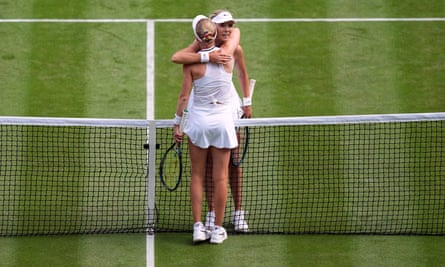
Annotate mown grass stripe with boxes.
[0,23,30,116]
[25,22,88,117]
[14,3,88,267]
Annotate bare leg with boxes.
[229,164,242,211]
[209,146,230,227]
[188,140,208,223]
[204,154,214,212]
[229,144,249,232]
[230,132,243,211]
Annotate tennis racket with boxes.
[231,79,255,166]
[159,110,188,191]
[159,142,182,191]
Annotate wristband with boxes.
[242,97,252,106]
[173,113,182,125]
[200,52,209,63]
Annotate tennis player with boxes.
[173,15,238,244]
[171,10,251,233]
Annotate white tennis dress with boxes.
[184,51,238,149]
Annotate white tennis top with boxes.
[184,50,238,149]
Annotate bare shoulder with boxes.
[234,44,244,58]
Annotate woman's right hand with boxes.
[210,50,232,64]
[173,124,184,143]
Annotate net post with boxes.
[146,120,156,267]
[146,120,156,231]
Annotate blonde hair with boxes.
[195,19,216,42]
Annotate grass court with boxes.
[0,1,444,266]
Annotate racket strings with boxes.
[160,143,183,191]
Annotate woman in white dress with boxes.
[173,16,236,244]
[172,10,251,233]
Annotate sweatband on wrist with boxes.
[242,97,252,106]
[200,52,209,63]
[173,113,182,125]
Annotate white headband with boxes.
[192,15,207,41]
[211,11,235,24]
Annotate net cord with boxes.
[1,112,444,128]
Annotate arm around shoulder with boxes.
[171,40,201,64]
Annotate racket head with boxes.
[159,142,183,191]
[231,124,249,167]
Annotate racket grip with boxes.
[249,79,256,98]
[179,109,188,133]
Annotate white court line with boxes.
[146,20,155,120]
[235,17,445,22]
[0,19,148,23]
[145,20,155,267]
[0,17,444,23]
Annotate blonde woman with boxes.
[171,10,251,233]
[173,15,237,244]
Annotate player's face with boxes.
[216,22,234,42]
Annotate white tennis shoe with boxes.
[232,210,249,232]
[193,222,210,243]
[210,226,227,244]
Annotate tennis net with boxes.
[0,113,444,236]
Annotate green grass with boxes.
[156,21,445,118]
[156,233,445,267]
[0,22,146,118]
[0,0,444,266]
[0,234,145,267]
[1,233,444,267]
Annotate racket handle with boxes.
[179,109,188,133]
[249,79,256,98]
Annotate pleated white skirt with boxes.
[184,103,238,149]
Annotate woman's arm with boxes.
[234,45,252,118]
[173,65,193,142]
[171,40,201,64]
[175,65,193,117]
[171,28,241,65]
